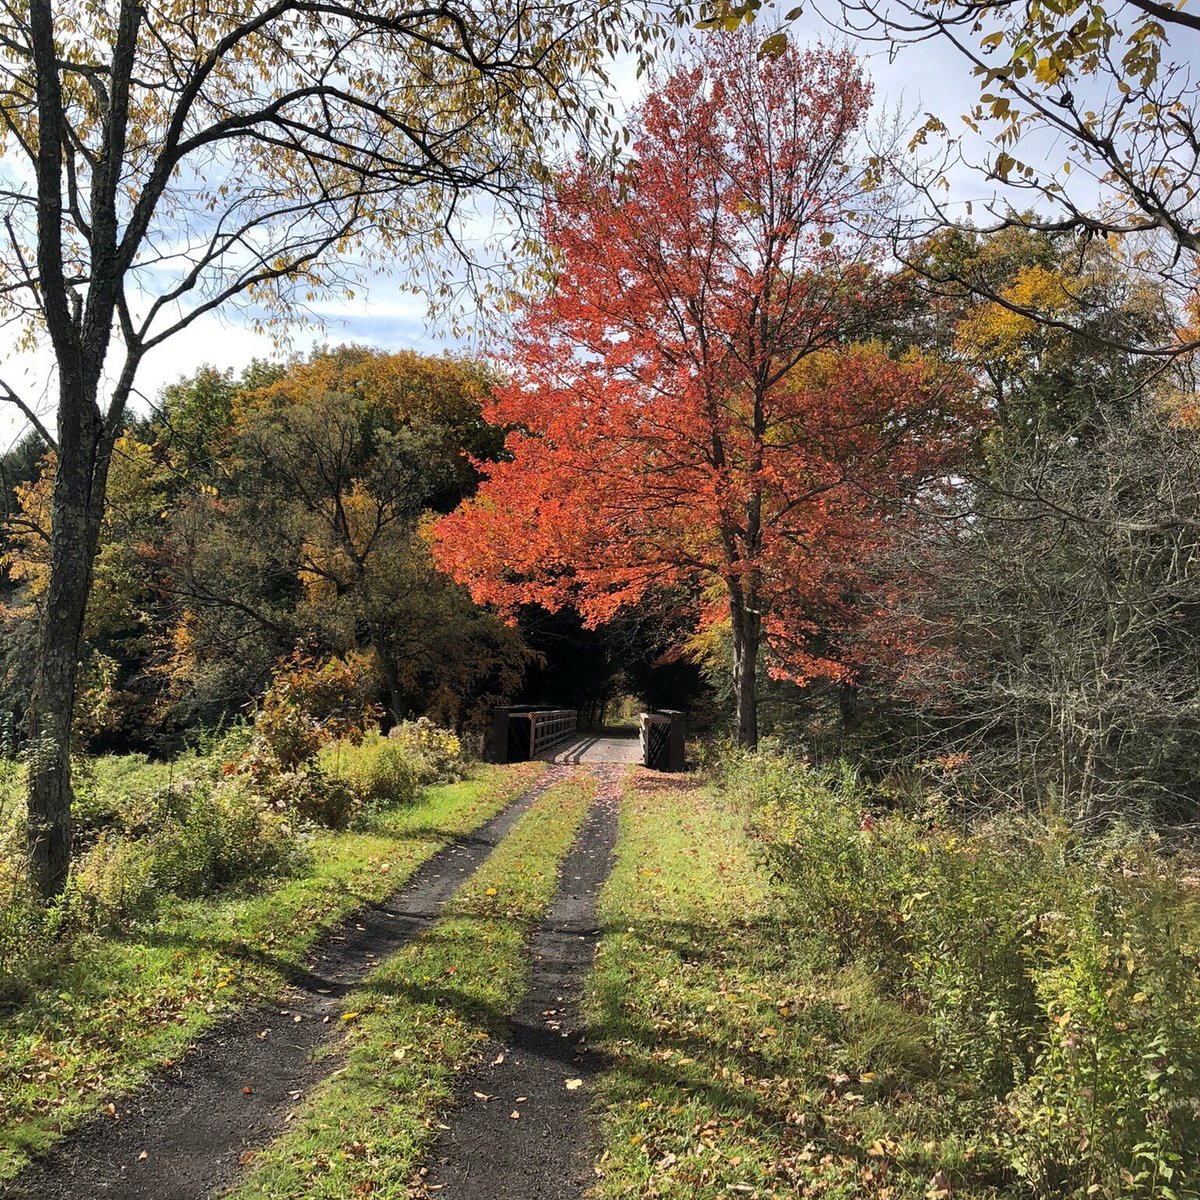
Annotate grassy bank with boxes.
[589,764,1200,1200]
[0,758,544,1180]
[229,767,598,1200]
[588,772,830,1199]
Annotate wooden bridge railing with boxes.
[528,708,578,758]
[640,710,686,772]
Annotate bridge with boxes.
[486,706,685,771]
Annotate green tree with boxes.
[915,227,1171,454]
[1,436,170,750]
[161,349,528,730]
[835,0,1200,346]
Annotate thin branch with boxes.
[0,377,56,450]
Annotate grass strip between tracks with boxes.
[229,766,598,1200]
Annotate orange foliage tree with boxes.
[435,36,975,746]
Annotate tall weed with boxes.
[727,748,1200,1198]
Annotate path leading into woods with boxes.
[1,763,622,1200]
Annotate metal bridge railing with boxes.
[527,708,578,759]
[487,705,574,763]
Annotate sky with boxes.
[0,6,1128,452]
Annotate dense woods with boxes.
[2,349,520,749]
[1,23,1197,849]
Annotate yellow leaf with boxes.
[342,1011,360,1021]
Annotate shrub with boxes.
[323,728,458,815]
[1005,863,1200,1198]
[152,778,300,894]
[0,782,38,1000]
[729,747,1200,1199]
[353,741,422,808]
[59,776,302,927]
[70,828,159,926]
[254,651,379,771]
[232,652,385,829]
[387,717,464,783]
[0,762,306,967]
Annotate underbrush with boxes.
[321,721,466,816]
[0,720,468,992]
[726,750,1200,1199]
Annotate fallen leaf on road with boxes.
[565,1079,583,1090]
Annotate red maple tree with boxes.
[435,35,974,746]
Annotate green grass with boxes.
[228,767,598,1199]
[588,772,997,1200]
[0,760,545,1181]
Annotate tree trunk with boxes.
[26,398,107,900]
[730,597,760,750]
[838,680,861,732]
[372,634,405,729]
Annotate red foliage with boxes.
[435,35,975,717]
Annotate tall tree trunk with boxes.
[26,392,108,900]
[729,594,760,750]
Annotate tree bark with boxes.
[26,388,109,900]
[730,594,760,750]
